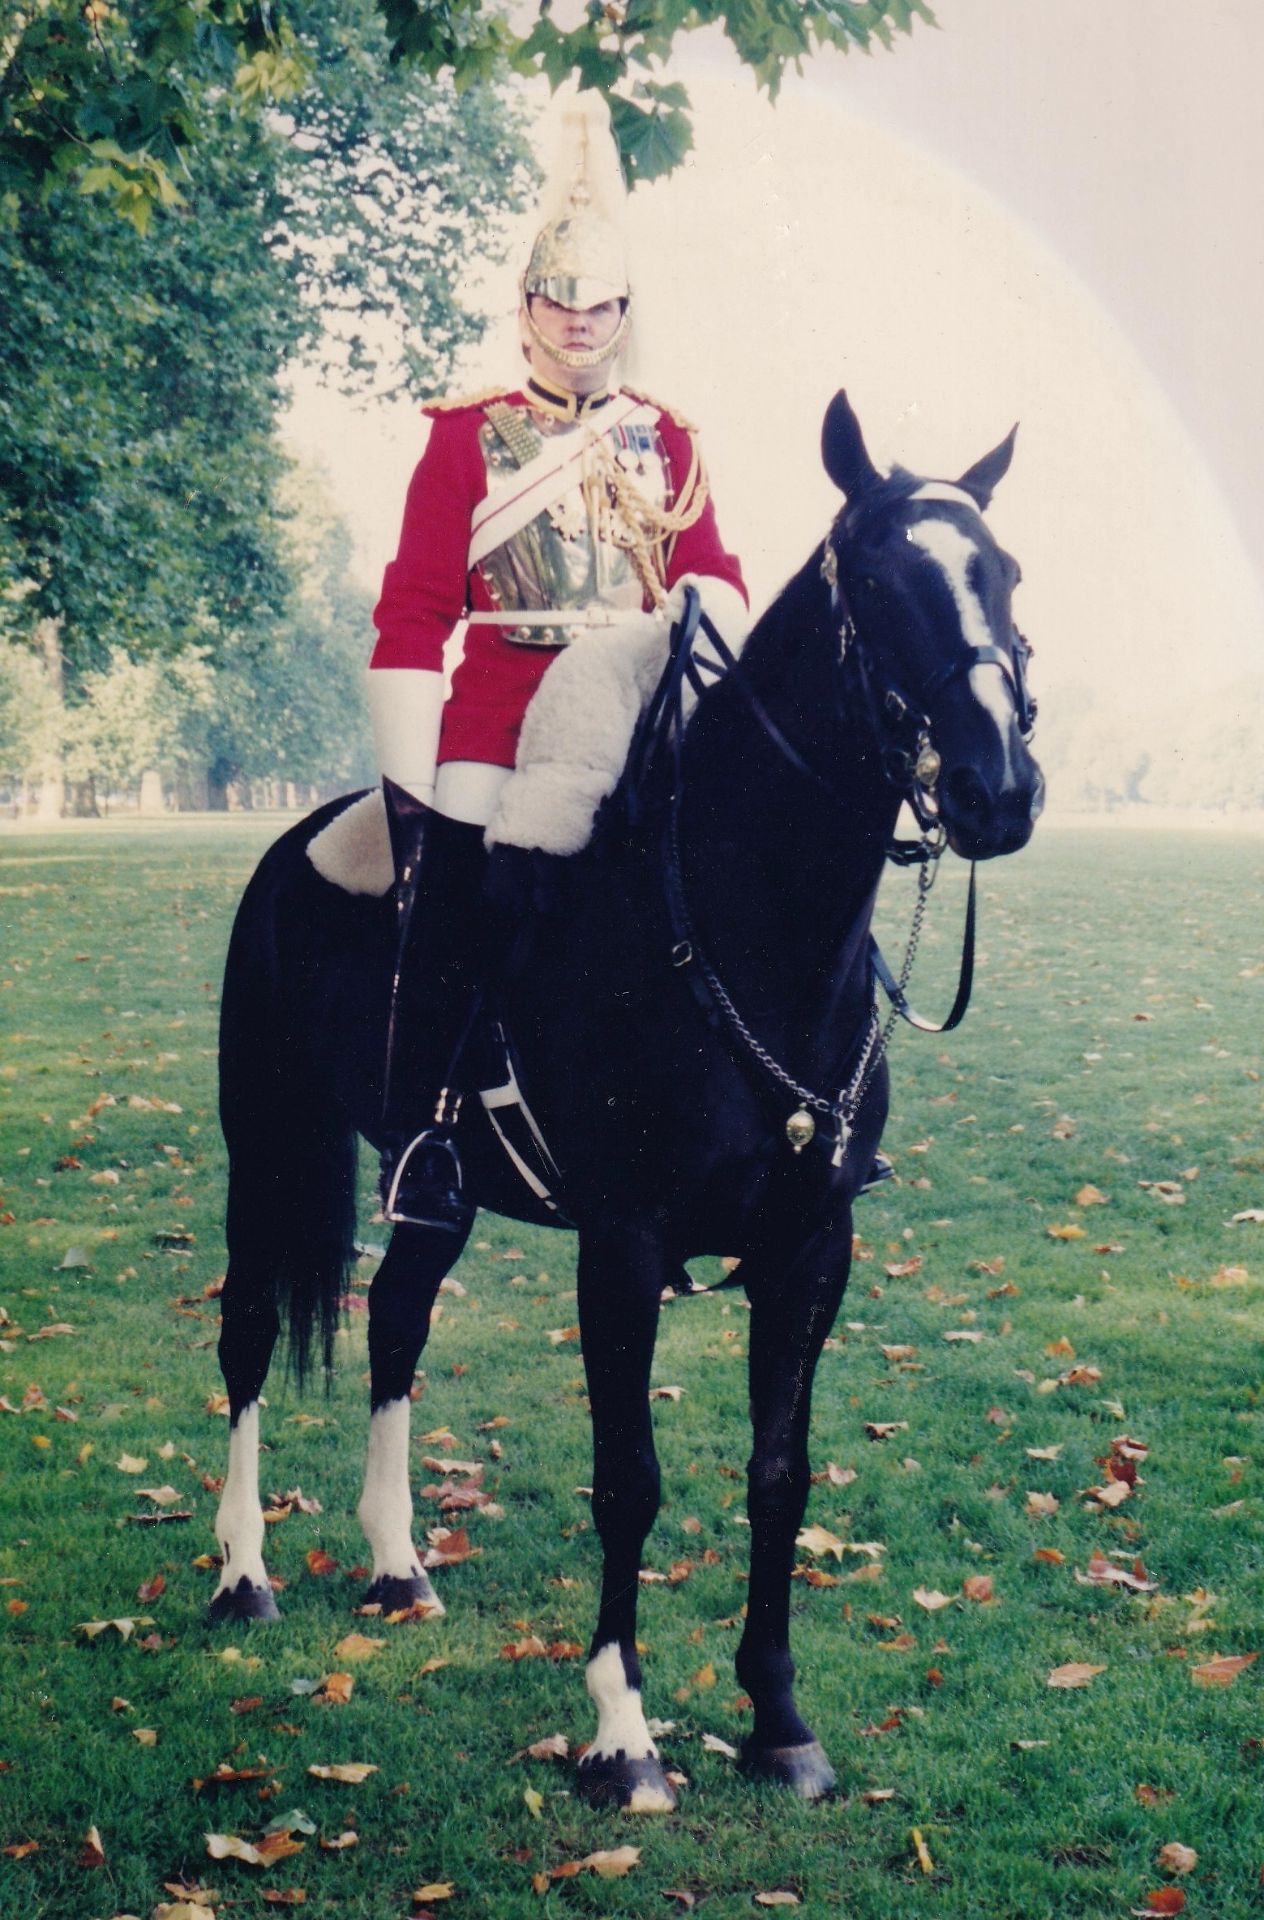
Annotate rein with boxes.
[645,584,980,1170]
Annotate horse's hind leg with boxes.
[211,1259,281,1622]
[573,1221,677,1814]
[735,1218,854,1799]
[357,1220,471,1616]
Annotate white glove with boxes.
[367,667,445,803]
[661,573,751,672]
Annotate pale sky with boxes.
[285,0,1264,714]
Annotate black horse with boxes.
[211,391,1044,1809]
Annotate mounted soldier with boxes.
[369,102,748,1231]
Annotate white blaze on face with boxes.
[904,514,993,656]
[585,1641,657,1761]
[213,1401,269,1595]
[357,1396,432,1588]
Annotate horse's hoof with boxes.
[208,1576,280,1625]
[576,1750,678,1814]
[740,1738,837,1800]
[361,1570,445,1618]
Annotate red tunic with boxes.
[371,389,746,769]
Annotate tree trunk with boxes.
[34,615,65,818]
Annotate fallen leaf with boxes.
[115,1453,148,1474]
[1,1841,39,1859]
[1047,1662,1106,1689]
[864,1422,909,1441]
[860,1788,896,1803]
[317,1672,354,1705]
[78,1825,106,1868]
[511,1733,569,1764]
[911,1827,934,1874]
[319,1831,359,1851]
[1047,1223,1086,1241]
[305,1549,338,1576]
[132,1728,159,1746]
[1190,1652,1256,1686]
[331,1633,385,1662]
[649,1386,684,1401]
[754,1895,800,1908]
[582,1846,641,1878]
[413,1883,455,1901]
[1132,1892,1185,1917]
[913,1587,953,1612]
[1157,1844,1197,1875]
[1075,1185,1110,1207]
[962,1575,995,1603]
[1075,1550,1157,1594]
[1026,1492,1060,1517]
[306,1762,378,1783]
[502,1635,548,1660]
[701,1732,738,1758]
[796,1524,846,1561]
[523,1786,544,1820]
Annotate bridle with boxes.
[821,508,1038,839]
[639,494,1038,1172]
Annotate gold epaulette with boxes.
[622,386,697,434]
[422,386,511,417]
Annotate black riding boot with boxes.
[379,780,491,1231]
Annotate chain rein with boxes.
[661,567,951,1166]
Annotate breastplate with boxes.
[476,404,670,645]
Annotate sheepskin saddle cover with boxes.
[306,625,672,895]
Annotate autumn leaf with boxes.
[305,1548,338,1576]
[754,1895,800,1908]
[1132,1892,1185,1917]
[580,1845,640,1878]
[413,1883,455,1901]
[77,1615,155,1641]
[913,1587,953,1612]
[1075,1184,1110,1206]
[510,1733,569,1763]
[1075,1550,1157,1594]
[331,1633,385,1662]
[78,1825,106,1868]
[1,1841,39,1859]
[1047,1662,1106,1689]
[317,1672,354,1705]
[319,1831,359,1851]
[115,1453,148,1474]
[1027,1444,1063,1461]
[1157,1844,1197,1875]
[1047,1223,1086,1240]
[1026,1492,1060,1517]
[306,1762,378,1783]
[649,1385,684,1401]
[796,1524,846,1561]
[691,1661,717,1689]
[864,1421,909,1441]
[1190,1652,1257,1686]
[962,1575,995,1604]
[545,1325,580,1345]
[137,1573,167,1602]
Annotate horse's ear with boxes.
[955,424,1018,509]
[822,390,881,500]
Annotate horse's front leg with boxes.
[211,1261,281,1622]
[357,1219,471,1615]
[574,1220,677,1813]
[736,1214,854,1799]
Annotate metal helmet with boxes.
[521,99,632,369]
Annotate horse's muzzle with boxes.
[939,759,1045,860]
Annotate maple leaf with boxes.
[796,1524,845,1561]
[1026,1491,1060,1517]
[1047,1661,1106,1689]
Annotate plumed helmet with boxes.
[522,98,632,354]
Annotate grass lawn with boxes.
[0,817,1261,1920]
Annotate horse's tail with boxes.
[219,823,360,1389]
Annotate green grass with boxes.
[0,819,1262,1920]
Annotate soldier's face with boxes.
[522,296,625,391]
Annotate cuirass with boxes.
[476,403,670,645]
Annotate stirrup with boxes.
[383,1128,469,1231]
[859,1150,895,1195]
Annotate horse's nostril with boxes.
[940,765,990,818]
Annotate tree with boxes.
[0,3,532,692]
[1,1,936,224]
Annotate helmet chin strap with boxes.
[522,298,632,371]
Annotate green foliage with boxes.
[0,824,1261,1915]
[2,0,936,215]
